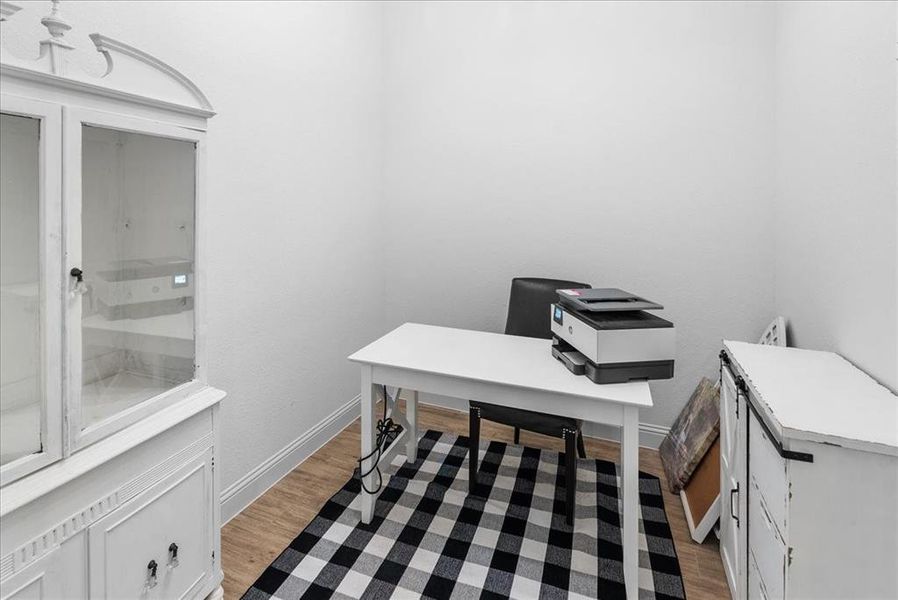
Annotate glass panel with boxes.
[80,125,196,429]
[0,113,43,466]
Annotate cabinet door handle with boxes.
[168,542,180,569]
[730,484,740,527]
[146,559,158,590]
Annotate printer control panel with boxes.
[553,305,564,326]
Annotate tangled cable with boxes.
[357,385,403,495]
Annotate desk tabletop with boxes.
[349,323,652,408]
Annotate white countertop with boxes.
[350,323,652,407]
[725,340,898,456]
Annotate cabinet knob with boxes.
[69,267,87,296]
[168,542,180,569]
[146,560,158,589]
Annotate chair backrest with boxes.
[505,277,592,339]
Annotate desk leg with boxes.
[406,390,418,463]
[360,365,376,524]
[621,405,640,600]
[469,406,480,494]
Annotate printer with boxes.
[92,257,194,320]
[550,288,675,384]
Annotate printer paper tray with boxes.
[552,340,674,384]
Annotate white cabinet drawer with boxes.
[749,410,787,542]
[88,450,213,600]
[748,481,786,600]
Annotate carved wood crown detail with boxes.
[0,0,214,116]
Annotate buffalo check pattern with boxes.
[242,430,686,600]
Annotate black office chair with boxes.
[469,277,591,525]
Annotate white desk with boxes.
[349,323,652,600]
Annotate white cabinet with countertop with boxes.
[719,340,897,600]
[1,3,225,599]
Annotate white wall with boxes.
[3,0,893,516]
[774,1,898,392]
[2,1,386,502]
[382,1,777,431]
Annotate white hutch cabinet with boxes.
[719,341,897,600]
[0,2,225,598]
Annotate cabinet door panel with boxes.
[749,412,787,542]
[720,365,746,600]
[749,491,786,600]
[0,112,42,466]
[1,579,41,600]
[748,551,769,600]
[88,451,212,600]
[720,367,739,479]
[79,125,196,430]
[64,108,207,452]
[0,95,63,485]
[720,470,741,599]
[0,533,87,600]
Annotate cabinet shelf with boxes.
[82,310,194,342]
[81,371,178,429]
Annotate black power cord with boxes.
[357,385,403,495]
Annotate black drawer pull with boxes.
[168,542,180,568]
[146,559,158,589]
[730,484,740,527]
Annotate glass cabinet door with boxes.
[76,123,198,436]
[0,114,43,466]
[0,96,63,485]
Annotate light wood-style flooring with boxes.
[221,402,730,599]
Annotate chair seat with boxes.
[470,401,582,438]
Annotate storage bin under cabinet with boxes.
[719,341,897,600]
[1,4,225,599]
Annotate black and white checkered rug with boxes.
[242,430,686,600]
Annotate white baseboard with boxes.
[220,394,361,524]
[410,392,670,450]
